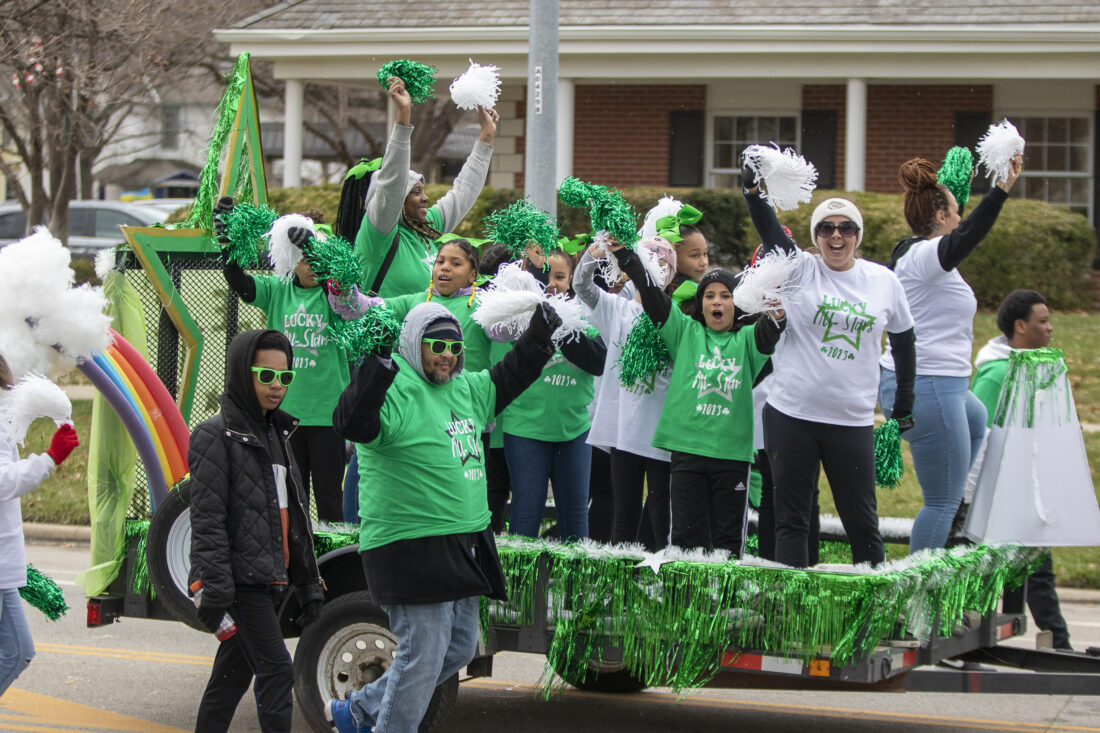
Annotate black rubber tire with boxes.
[145,480,204,631]
[551,655,648,693]
[293,591,458,733]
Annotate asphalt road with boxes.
[4,541,1099,733]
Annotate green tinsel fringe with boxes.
[125,519,154,600]
[937,146,974,208]
[992,348,1071,429]
[20,565,69,621]
[376,59,437,104]
[304,233,361,294]
[616,313,672,389]
[329,305,402,360]
[483,200,561,261]
[222,202,278,268]
[186,53,251,233]
[311,529,360,557]
[873,419,904,489]
[558,177,638,250]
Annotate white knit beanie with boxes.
[810,197,864,247]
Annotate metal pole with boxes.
[524,0,559,217]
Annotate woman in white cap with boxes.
[354,76,499,298]
[743,171,916,568]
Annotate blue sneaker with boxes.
[330,699,372,733]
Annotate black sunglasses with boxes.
[423,338,464,356]
[815,221,860,238]
[251,367,295,386]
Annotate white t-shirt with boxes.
[583,293,672,461]
[0,425,55,589]
[767,250,914,427]
[880,237,977,377]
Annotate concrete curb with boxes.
[24,522,91,544]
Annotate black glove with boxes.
[196,602,228,633]
[741,161,759,191]
[287,226,312,250]
[213,196,235,248]
[375,341,394,361]
[526,301,562,347]
[296,599,323,628]
[893,413,915,434]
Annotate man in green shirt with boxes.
[330,300,559,733]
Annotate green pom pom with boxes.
[557,177,638,249]
[937,146,974,208]
[20,564,69,621]
[330,305,402,360]
[483,200,561,261]
[222,203,278,268]
[616,313,672,389]
[873,418,904,489]
[303,234,361,294]
[376,60,437,105]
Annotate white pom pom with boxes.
[266,214,314,281]
[449,59,501,111]
[0,373,72,446]
[639,196,683,240]
[733,249,802,315]
[635,241,668,290]
[94,247,118,281]
[976,119,1025,186]
[473,261,587,344]
[741,144,818,211]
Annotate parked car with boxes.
[0,200,165,256]
[128,198,194,220]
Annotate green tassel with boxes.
[20,565,69,621]
[186,53,252,232]
[222,202,279,268]
[304,233,361,294]
[329,305,402,360]
[311,528,360,557]
[557,177,638,250]
[874,419,904,489]
[376,60,437,104]
[125,520,154,600]
[615,313,672,389]
[992,348,1070,428]
[483,200,561,261]
[937,146,974,208]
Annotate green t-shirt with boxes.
[355,355,496,550]
[386,290,492,373]
[502,336,595,443]
[971,359,1009,428]
[252,275,350,426]
[355,208,443,298]
[653,307,770,462]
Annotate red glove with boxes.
[46,424,79,465]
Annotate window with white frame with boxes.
[1009,116,1092,221]
[709,114,798,189]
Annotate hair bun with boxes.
[897,158,938,193]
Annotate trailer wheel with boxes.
[293,591,457,733]
[145,480,203,631]
[551,655,648,693]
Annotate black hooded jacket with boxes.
[187,329,323,609]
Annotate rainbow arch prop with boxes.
[76,328,190,510]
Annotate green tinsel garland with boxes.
[304,233,361,294]
[558,177,638,250]
[992,348,1070,429]
[937,146,974,208]
[125,519,154,600]
[311,529,360,557]
[20,565,69,621]
[483,200,561,261]
[329,305,402,360]
[221,202,278,268]
[873,419,904,489]
[615,313,672,389]
[186,53,251,233]
[376,60,437,104]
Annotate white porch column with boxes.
[844,78,867,192]
[556,77,574,185]
[283,79,304,188]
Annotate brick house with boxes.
[217,1,1100,233]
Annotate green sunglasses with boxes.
[251,367,295,386]
[423,338,464,356]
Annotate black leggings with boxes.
[754,449,821,565]
[289,425,345,523]
[609,448,671,549]
[669,451,750,555]
[483,432,510,533]
[587,447,614,543]
[763,404,883,568]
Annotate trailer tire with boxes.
[294,591,457,733]
[551,656,648,693]
[145,481,203,631]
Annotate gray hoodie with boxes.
[397,301,466,380]
[974,334,1011,370]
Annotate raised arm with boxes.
[434,106,498,233]
[490,302,560,414]
[332,352,399,444]
[743,186,797,257]
[572,249,604,311]
[560,332,606,376]
[936,155,1020,271]
[611,246,671,327]
[363,78,413,234]
[887,328,916,422]
[214,196,256,303]
[752,312,786,355]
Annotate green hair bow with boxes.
[671,279,698,304]
[436,232,492,248]
[558,233,592,255]
[346,157,382,181]
[655,204,703,244]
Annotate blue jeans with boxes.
[504,431,592,541]
[0,587,35,697]
[342,450,361,524]
[347,597,479,732]
[879,369,987,552]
